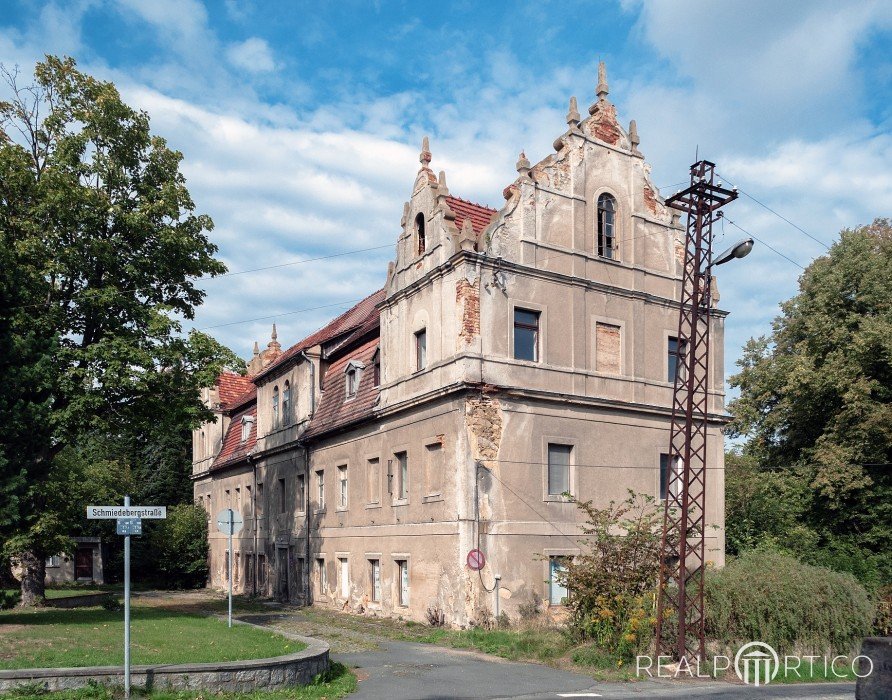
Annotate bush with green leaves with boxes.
[558,491,668,660]
[144,503,208,588]
[705,550,874,655]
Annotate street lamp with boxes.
[712,237,754,267]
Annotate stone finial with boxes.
[516,150,531,175]
[566,96,581,127]
[458,217,477,252]
[438,170,450,195]
[267,324,281,353]
[629,119,640,152]
[419,136,432,167]
[596,60,609,101]
[253,341,260,356]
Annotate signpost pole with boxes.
[228,509,233,628]
[123,495,131,699]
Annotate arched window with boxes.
[282,381,291,425]
[597,193,616,260]
[415,213,426,255]
[272,385,279,428]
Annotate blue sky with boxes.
[1,0,891,388]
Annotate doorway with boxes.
[277,546,289,601]
[75,548,93,580]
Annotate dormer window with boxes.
[597,193,616,259]
[344,360,364,398]
[272,385,279,428]
[415,213,426,255]
[240,415,254,443]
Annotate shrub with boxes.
[706,550,874,655]
[559,491,666,660]
[517,591,543,620]
[426,606,446,627]
[145,503,208,588]
[0,588,20,610]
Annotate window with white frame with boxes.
[396,559,409,606]
[395,451,408,501]
[315,469,325,510]
[370,559,381,602]
[240,415,254,443]
[547,443,572,496]
[549,556,569,605]
[338,466,348,509]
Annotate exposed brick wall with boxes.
[587,101,622,145]
[595,323,621,374]
[456,278,480,346]
[643,185,659,215]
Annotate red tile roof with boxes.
[303,338,380,439]
[253,288,386,383]
[445,196,497,234]
[216,372,253,406]
[211,402,257,471]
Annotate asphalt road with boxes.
[336,640,856,700]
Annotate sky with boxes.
[1,0,891,388]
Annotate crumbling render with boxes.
[456,277,481,347]
[465,393,503,461]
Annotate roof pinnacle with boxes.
[566,96,581,127]
[596,60,609,101]
[516,150,531,175]
[629,119,640,152]
[419,136,432,168]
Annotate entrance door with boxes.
[75,548,93,580]
[277,547,289,601]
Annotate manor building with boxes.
[192,64,728,625]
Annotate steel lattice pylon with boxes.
[655,160,737,662]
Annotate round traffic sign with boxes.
[466,548,486,571]
[216,508,244,535]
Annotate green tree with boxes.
[728,219,892,587]
[145,504,209,589]
[0,57,241,604]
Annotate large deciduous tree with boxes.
[0,57,241,604]
[728,219,892,587]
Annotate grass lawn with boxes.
[0,603,304,670]
[0,662,356,700]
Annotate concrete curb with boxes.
[0,617,330,693]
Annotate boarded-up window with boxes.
[425,443,443,496]
[596,322,621,374]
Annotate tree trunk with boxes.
[19,551,46,606]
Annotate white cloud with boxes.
[226,37,275,74]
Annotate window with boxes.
[245,485,252,524]
[370,559,381,602]
[415,212,426,254]
[595,322,621,374]
[424,443,443,496]
[514,308,540,362]
[547,444,572,496]
[225,488,230,504]
[396,559,409,606]
[235,487,242,513]
[346,367,358,397]
[373,350,381,387]
[549,556,569,605]
[338,466,348,508]
[272,386,279,428]
[316,558,326,594]
[597,193,616,259]
[660,453,682,501]
[278,477,287,513]
[367,458,380,504]
[256,483,264,525]
[296,474,305,512]
[316,470,325,510]
[241,415,254,443]
[282,381,291,425]
[395,451,408,500]
[415,329,427,371]
[339,557,349,598]
[46,555,61,568]
[668,336,687,384]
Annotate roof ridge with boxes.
[446,194,497,212]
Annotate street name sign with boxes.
[87,506,166,519]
